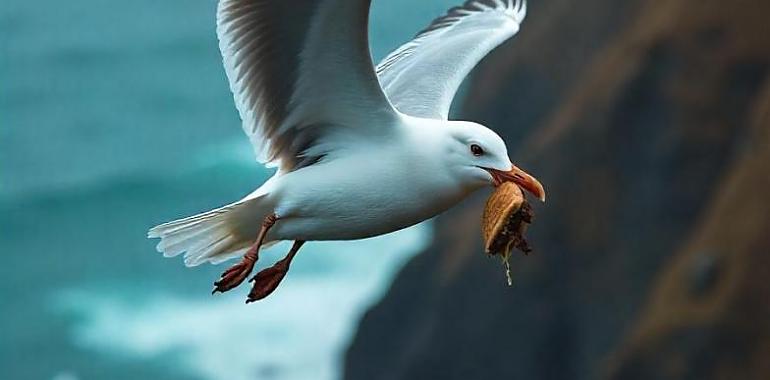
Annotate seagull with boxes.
[149,0,544,303]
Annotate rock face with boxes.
[345,0,770,379]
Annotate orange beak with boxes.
[487,165,546,202]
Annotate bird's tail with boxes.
[148,196,272,267]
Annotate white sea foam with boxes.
[55,224,431,380]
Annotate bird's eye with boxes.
[470,144,484,156]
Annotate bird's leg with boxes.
[246,240,305,303]
[212,213,278,294]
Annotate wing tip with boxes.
[510,0,527,24]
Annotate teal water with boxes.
[1,1,457,379]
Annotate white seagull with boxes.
[149,0,544,303]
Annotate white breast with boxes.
[268,138,469,241]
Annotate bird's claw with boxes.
[212,261,254,294]
[245,260,290,303]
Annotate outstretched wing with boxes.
[217,0,396,171]
[377,0,526,120]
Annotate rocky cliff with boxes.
[345,0,770,378]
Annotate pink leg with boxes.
[212,213,278,294]
[246,240,305,303]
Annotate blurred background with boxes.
[2,0,769,380]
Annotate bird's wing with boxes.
[217,0,396,171]
[377,0,526,120]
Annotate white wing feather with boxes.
[217,0,396,170]
[377,0,527,120]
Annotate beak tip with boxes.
[489,166,546,203]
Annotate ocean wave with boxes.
[0,137,264,205]
[52,224,431,380]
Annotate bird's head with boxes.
[445,121,545,202]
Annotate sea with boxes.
[0,1,459,379]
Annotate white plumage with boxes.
[378,0,526,119]
[148,0,542,301]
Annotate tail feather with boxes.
[156,219,227,256]
[148,196,271,267]
[184,234,241,267]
